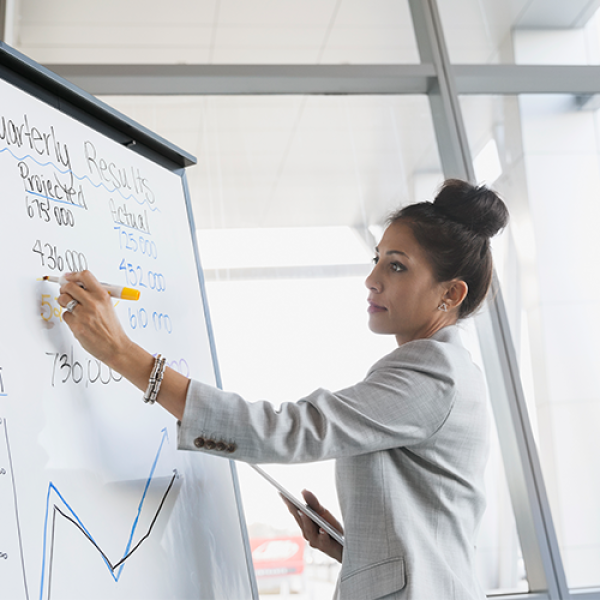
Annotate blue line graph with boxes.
[38,428,176,600]
[0,145,159,212]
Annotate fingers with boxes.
[301,489,323,512]
[57,271,111,322]
[281,491,344,563]
[54,271,131,366]
[301,489,344,534]
[59,271,108,305]
[280,494,321,541]
[65,270,107,297]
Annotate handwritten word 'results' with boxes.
[0,113,71,170]
[84,141,154,204]
[109,199,151,234]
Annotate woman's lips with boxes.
[367,301,387,313]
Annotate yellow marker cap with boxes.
[121,287,141,301]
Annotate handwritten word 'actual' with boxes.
[33,240,88,272]
[46,348,123,387]
[110,199,150,234]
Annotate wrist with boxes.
[110,340,155,392]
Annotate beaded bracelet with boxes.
[144,354,166,404]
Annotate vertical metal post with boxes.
[0,0,15,46]
[407,0,570,597]
[407,0,474,181]
[0,0,7,42]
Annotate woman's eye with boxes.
[372,256,379,265]
[391,262,405,272]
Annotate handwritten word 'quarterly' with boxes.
[110,199,151,234]
[84,141,155,204]
[0,114,71,170]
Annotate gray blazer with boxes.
[178,325,489,600]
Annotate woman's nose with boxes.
[365,267,381,292]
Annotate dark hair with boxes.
[389,179,509,318]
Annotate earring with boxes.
[437,302,448,312]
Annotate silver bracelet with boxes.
[144,354,166,404]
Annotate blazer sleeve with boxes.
[177,337,458,463]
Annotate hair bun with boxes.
[433,179,509,238]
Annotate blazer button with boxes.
[215,442,226,452]
[205,439,216,450]
[226,443,237,453]
[194,437,205,448]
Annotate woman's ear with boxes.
[443,280,468,310]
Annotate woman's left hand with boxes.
[282,489,344,563]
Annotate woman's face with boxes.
[365,220,454,346]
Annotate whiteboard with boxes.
[0,45,256,600]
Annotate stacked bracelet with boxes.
[144,354,166,404]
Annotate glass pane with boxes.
[460,92,600,590]
[438,0,600,65]
[100,95,440,229]
[458,320,529,595]
[15,0,419,65]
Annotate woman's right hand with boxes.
[282,490,343,563]
[58,270,133,369]
[58,270,190,420]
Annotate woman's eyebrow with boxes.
[374,247,410,259]
[386,249,410,259]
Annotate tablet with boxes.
[249,464,345,547]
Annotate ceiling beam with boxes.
[453,64,600,95]
[44,64,435,96]
[45,63,600,97]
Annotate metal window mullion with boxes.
[407,0,474,180]
[407,0,570,598]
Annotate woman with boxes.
[59,178,509,600]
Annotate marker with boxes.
[41,275,141,301]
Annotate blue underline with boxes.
[0,146,159,212]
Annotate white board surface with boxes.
[0,69,254,600]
